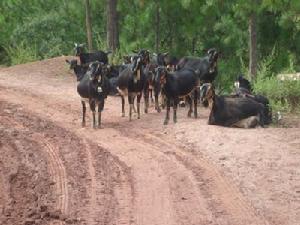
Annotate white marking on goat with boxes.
[234,81,240,88]
[231,116,260,128]
[81,98,89,103]
[117,87,128,96]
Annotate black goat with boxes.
[77,61,110,128]
[155,66,199,125]
[74,43,111,65]
[201,83,266,128]
[117,55,146,120]
[233,75,272,125]
[153,52,179,71]
[177,48,219,83]
[66,59,88,81]
[234,74,252,93]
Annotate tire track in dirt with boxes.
[0,115,56,225]
[0,66,270,225]
[81,139,135,225]
[1,86,266,225]
[149,133,268,225]
[80,129,214,225]
[1,105,69,224]
[81,139,98,225]
[43,140,69,217]
[113,126,269,225]
[0,98,135,225]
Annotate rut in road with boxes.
[0,100,135,225]
[0,58,272,225]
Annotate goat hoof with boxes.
[164,120,169,125]
[82,122,86,127]
[122,113,125,117]
[173,119,177,123]
[188,112,192,118]
[157,108,161,113]
[144,109,148,114]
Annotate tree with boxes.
[107,0,119,52]
[155,1,160,53]
[85,0,93,51]
[249,11,257,79]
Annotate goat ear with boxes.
[79,43,85,47]
[163,52,169,56]
[153,53,157,57]
[132,50,138,53]
[106,50,112,55]
[65,59,70,64]
[74,43,77,47]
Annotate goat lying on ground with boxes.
[201,83,266,128]
[155,66,199,125]
[77,61,110,128]
[233,75,272,125]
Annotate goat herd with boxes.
[66,43,272,129]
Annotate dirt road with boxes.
[1,57,299,225]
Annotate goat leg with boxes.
[81,101,86,127]
[194,90,198,118]
[155,94,161,113]
[137,93,142,119]
[133,97,137,113]
[173,100,178,123]
[121,96,125,117]
[150,89,154,103]
[187,96,192,117]
[89,100,96,129]
[128,95,133,121]
[144,88,149,114]
[98,101,104,129]
[164,99,170,125]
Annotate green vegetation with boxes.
[0,0,300,111]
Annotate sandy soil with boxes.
[0,56,299,225]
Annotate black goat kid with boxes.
[77,61,110,128]
[155,67,199,125]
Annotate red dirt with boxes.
[0,56,299,225]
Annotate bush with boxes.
[253,46,300,113]
[5,42,40,65]
[10,12,85,60]
[253,75,300,113]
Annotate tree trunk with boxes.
[85,0,93,51]
[107,0,119,53]
[192,36,197,54]
[155,2,160,53]
[249,12,257,80]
